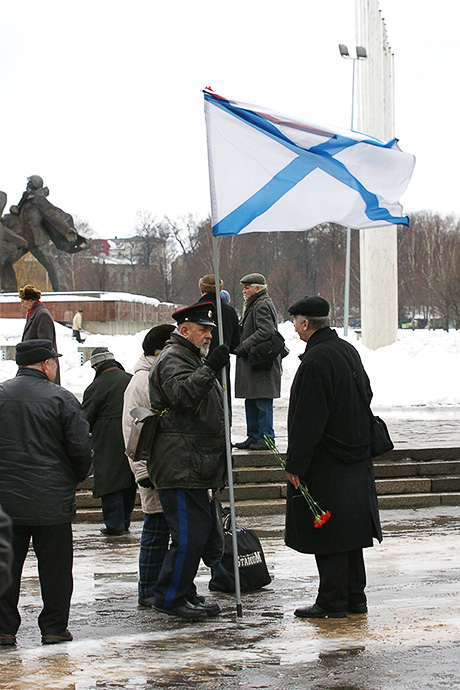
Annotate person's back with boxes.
[0,339,92,646]
[82,348,135,535]
[0,366,91,523]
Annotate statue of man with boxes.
[1,176,90,292]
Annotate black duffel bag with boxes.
[208,511,271,592]
[248,331,286,371]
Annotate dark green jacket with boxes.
[148,333,227,490]
[82,362,133,498]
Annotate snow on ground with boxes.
[1,315,460,412]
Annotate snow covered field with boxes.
[1,315,459,421]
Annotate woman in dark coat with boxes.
[19,284,60,384]
[82,348,135,536]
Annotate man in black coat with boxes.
[284,297,382,619]
[0,340,92,646]
[197,273,240,408]
[82,348,135,536]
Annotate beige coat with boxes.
[72,312,82,330]
[122,354,162,514]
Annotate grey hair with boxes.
[294,314,330,330]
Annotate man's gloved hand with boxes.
[234,345,248,358]
[137,476,154,489]
[205,344,230,373]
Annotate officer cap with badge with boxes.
[172,301,217,327]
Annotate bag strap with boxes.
[337,349,374,421]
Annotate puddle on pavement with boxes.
[1,509,460,690]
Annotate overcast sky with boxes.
[1,0,458,238]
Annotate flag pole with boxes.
[212,234,243,618]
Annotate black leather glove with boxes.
[205,344,230,373]
[137,476,154,489]
[234,345,248,358]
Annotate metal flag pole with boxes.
[212,234,243,618]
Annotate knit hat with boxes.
[142,324,175,356]
[18,285,41,301]
[288,296,330,317]
[240,273,266,285]
[220,289,231,304]
[16,339,62,365]
[198,274,223,294]
[90,347,115,367]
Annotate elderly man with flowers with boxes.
[284,296,382,619]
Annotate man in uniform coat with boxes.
[148,301,229,620]
[284,296,382,619]
[83,348,136,536]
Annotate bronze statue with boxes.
[0,176,89,292]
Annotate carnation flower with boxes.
[264,436,331,529]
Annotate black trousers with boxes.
[0,523,73,635]
[315,549,367,613]
[154,488,212,609]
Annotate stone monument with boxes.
[0,176,89,292]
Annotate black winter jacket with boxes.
[148,333,227,490]
[0,368,92,525]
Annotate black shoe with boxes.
[347,603,368,614]
[187,595,221,617]
[233,438,254,449]
[138,597,156,608]
[100,527,124,536]
[0,634,16,646]
[42,629,73,645]
[249,441,268,451]
[294,603,347,619]
[153,602,208,621]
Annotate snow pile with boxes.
[1,315,460,412]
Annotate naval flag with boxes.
[203,88,415,236]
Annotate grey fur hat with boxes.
[90,347,114,367]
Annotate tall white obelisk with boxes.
[356,0,398,349]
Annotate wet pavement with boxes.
[1,506,459,690]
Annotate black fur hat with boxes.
[142,324,175,356]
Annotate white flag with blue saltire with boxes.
[203,88,415,236]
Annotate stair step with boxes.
[233,467,286,483]
[374,460,460,478]
[220,484,285,501]
[73,490,460,521]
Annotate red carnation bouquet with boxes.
[264,436,331,528]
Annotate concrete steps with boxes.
[74,448,460,521]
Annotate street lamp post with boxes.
[339,44,367,336]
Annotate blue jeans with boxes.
[245,398,274,443]
[101,482,137,533]
[138,513,169,599]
